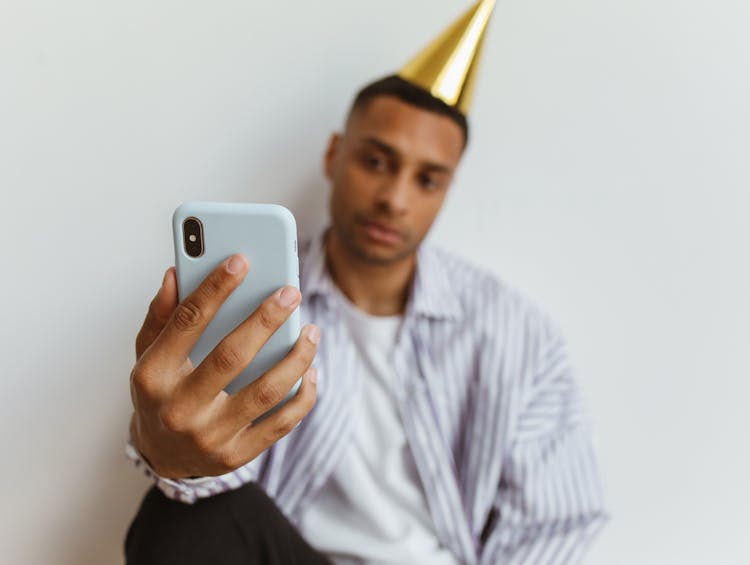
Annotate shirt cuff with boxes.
[125,441,259,504]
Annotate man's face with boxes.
[325,95,465,266]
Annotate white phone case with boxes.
[172,202,301,398]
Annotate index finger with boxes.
[143,254,249,370]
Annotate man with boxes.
[126,2,607,563]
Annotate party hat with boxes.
[399,0,496,115]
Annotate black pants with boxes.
[125,482,332,565]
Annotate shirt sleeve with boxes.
[479,321,608,565]
[125,440,263,504]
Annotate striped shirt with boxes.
[128,228,607,564]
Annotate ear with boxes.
[324,133,342,181]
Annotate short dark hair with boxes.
[348,74,469,148]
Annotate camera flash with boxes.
[189,234,197,242]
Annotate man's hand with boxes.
[129,254,319,479]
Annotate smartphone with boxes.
[172,202,301,399]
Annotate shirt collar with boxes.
[301,227,462,322]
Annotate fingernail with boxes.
[309,367,318,384]
[226,255,247,274]
[278,286,300,308]
[157,268,169,295]
[303,324,320,345]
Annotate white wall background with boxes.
[1,1,748,563]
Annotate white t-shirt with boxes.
[298,286,458,565]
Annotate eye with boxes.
[363,153,388,172]
[418,173,441,191]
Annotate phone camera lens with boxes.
[183,217,204,258]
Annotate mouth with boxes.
[359,219,404,245]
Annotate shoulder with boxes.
[425,247,572,400]
[423,245,559,341]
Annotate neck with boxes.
[325,228,415,316]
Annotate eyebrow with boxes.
[360,136,453,174]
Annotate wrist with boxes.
[129,414,175,478]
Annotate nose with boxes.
[375,171,410,215]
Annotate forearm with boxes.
[479,509,607,565]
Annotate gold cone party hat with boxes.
[399,0,496,116]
